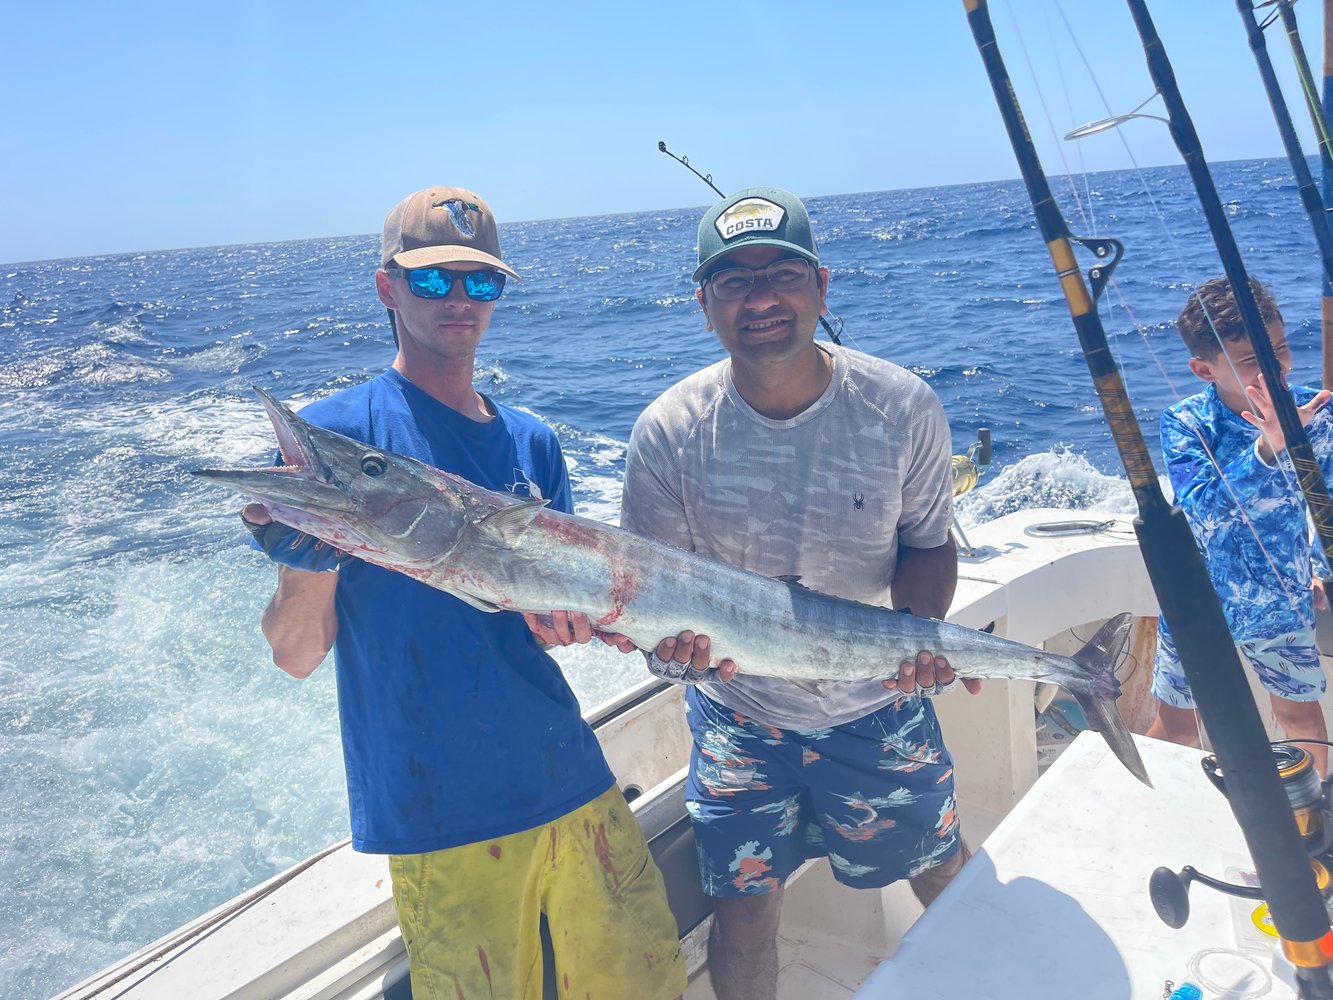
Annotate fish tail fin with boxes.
[1068,612,1153,788]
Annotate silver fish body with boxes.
[195,388,1151,786]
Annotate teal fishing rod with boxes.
[1237,2,1333,289]
[963,1,1333,989]
[657,140,846,347]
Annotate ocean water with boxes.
[1,157,1324,998]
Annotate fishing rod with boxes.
[1126,0,1333,573]
[1271,2,1333,168]
[1124,0,1333,984]
[657,140,846,346]
[1235,0,1333,610]
[1237,2,1333,297]
[656,141,724,199]
[963,2,1333,993]
[1271,1,1333,174]
[1270,0,1333,388]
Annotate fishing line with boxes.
[1000,1,1097,231]
[1046,0,1203,442]
[1046,8,1100,234]
[1006,1,1191,406]
[1053,1,1175,234]
[1003,1,1186,400]
[1051,1,1204,420]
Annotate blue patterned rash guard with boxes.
[292,370,615,855]
[1159,382,1332,645]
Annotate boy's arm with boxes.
[1163,404,1286,518]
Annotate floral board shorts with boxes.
[1152,625,1326,708]
[684,687,962,898]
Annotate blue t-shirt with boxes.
[297,369,614,854]
[1159,382,1333,643]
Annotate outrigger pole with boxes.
[962,2,1333,993]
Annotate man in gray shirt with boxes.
[619,187,974,1000]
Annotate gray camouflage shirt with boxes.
[620,343,955,729]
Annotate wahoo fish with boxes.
[195,388,1151,786]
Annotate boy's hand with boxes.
[1242,376,1330,461]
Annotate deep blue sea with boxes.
[0,157,1324,998]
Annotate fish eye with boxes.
[360,453,388,477]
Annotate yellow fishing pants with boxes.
[388,786,686,1000]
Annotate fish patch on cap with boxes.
[715,197,786,242]
[436,198,479,237]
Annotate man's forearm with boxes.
[262,566,339,678]
[891,539,958,620]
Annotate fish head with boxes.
[193,387,473,569]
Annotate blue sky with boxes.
[2,1,1325,264]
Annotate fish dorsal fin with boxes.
[450,590,504,614]
[479,499,548,544]
[775,575,805,588]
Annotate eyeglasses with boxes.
[705,258,815,301]
[388,265,507,302]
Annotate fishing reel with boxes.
[1149,742,1333,929]
[950,429,992,557]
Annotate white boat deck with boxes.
[856,732,1295,999]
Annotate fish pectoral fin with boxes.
[449,590,504,613]
[774,574,806,588]
[478,500,549,544]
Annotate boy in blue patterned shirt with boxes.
[1148,275,1332,772]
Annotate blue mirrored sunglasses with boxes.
[389,265,506,302]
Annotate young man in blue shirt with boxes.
[1148,275,1332,774]
[243,186,685,999]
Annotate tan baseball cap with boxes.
[380,186,519,279]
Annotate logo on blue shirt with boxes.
[507,469,544,500]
